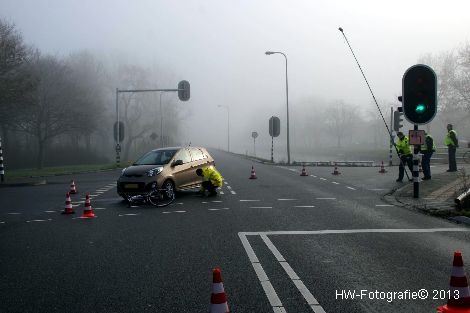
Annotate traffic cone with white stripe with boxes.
[249,166,257,179]
[332,163,341,175]
[379,161,387,174]
[82,194,95,218]
[210,268,229,313]
[62,192,75,214]
[437,251,470,313]
[300,164,308,176]
[70,180,77,194]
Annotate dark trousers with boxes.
[421,152,433,178]
[398,154,413,180]
[201,181,217,193]
[448,146,457,171]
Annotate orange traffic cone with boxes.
[62,192,75,214]
[82,194,95,218]
[379,161,387,174]
[249,166,257,179]
[210,268,229,313]
[437,251,470,313]
[300,164,308,176]
[332,163,341,175]
[70,180,77,194]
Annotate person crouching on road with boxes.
[395,131,413,182]
[419,131,436,180]
[196,166,223,197]
[444,123,459,172]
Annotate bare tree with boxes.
[325,100,359,148]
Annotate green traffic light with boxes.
[415,104,426,113]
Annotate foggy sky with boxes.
[2,0,470,156]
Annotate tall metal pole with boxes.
[115,88,120,167]
[283,53,290,164]
[227,107,230,152]
[389,106,393,166]
[160,92,163,147]
[413,124,420,198]
[265,51,290,164]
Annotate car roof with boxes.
[151,146,208,152]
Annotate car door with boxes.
[171,148,194,189]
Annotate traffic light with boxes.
[393,110,403,131]
[402,64,437,124]
[178,80,190,101]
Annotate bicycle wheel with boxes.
[147,184,175,207]
[464,151,470,164]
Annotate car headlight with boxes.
[146,167,163,177]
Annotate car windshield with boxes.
[133,149,177,165]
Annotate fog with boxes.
[2,0,470,165]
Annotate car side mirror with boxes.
[172,160,183,167]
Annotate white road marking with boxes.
[277,199,297,201]
[316,197,336,200]
[219,191,225,195]
[202,201,209,204]
[176,203,184,205]
[240,227,470,313]
[289,169,297,172]
[369,188,386,191]
[174,211,186,213]
[331,182,340,185]
[7,212,21,215]
[230,190,237,195]
[162,211,186,214]
[227,185,232,190]
[212,200,223,203]
[319,177,327,181]
[0,221,5,224]
[118,213,139,216]
[96,189,108,192]
[73,201,85,204]
[238,233,286,311]
[346,186,356,190]
[310,175,317,178]
[90,194,99,197]
[375,204,393,207]
[95,191,104,194]
[240,199,260,202]
[224,181,228,185]
[294,206,315,208]
[71,204,81,207]
[94,207,107,210]
[208,208,230,211]
[44,210,56,213]
[250,207,273,209]
[26,219,52,223]
[72,216,98,219]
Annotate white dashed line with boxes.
[7,212,21,215]
[44,210,56,213]
[212,201,223,203]
[224,181,228,185]
[118,213,140,216]
[346,186,356,190]
[208,208,230,211]
[319,178,327,181]
[375,204,393,207]
[277,199,297,201]
[294,206,315,208]
[94,207,107,210]
[162,211,186,214]
[250,207,273,209]
[26,219,52,223]
[332,182,340,185]
[95,191,104,194]
[0,221,5,224]
[90,194,99,197]
[227,186,232,190]
[310,175,317,178]
[219,191,225,195]
[230,190,237,195]
[240,199,260,202]
[316,197,336,200]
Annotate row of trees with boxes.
[0,19,182,169]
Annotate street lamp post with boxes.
[265,51,290,164]
[217,105,230,152]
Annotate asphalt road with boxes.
[1,150,469,313]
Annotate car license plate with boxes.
[125,183,139,189]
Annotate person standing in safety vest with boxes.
[394,131,413,182]
[444,124,459,172]
[196,166,223,197]
[420,131,436,180]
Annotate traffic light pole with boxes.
[389,106,394,166]
[413,124,420,198]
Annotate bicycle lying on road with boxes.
[124,182,175,207]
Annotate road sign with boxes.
[402,64,437,124]
[252,131,258,139]
[269,116,280,137]
[178,80,190,101]
[409,130,425,145]
[114,121,125,142]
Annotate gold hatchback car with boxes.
[117,146,215,199]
